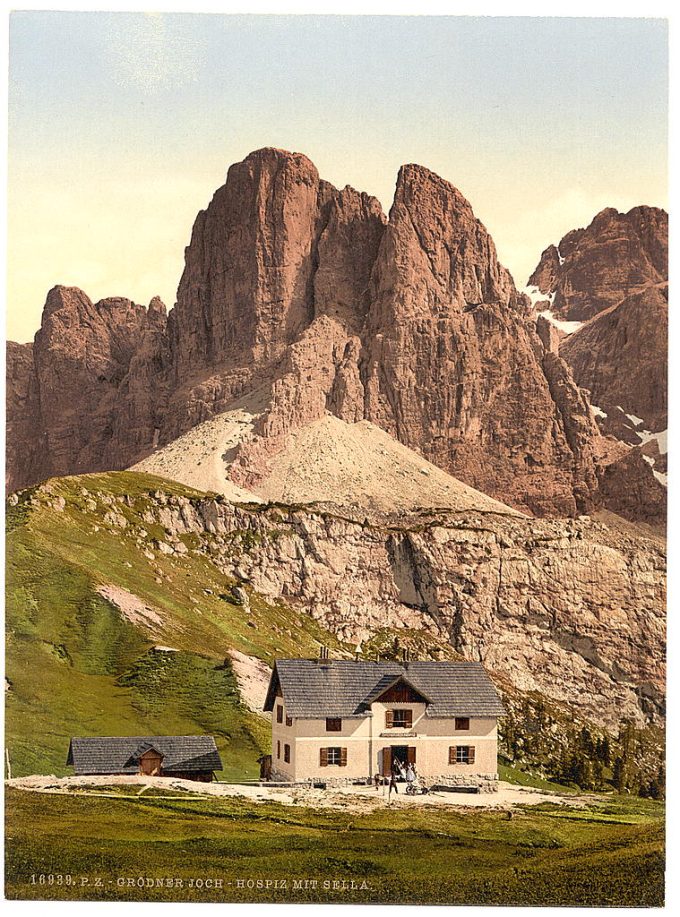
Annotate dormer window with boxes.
[386,709,413,729]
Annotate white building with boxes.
[263,658,505,790]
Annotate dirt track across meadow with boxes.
[6,774,590,812]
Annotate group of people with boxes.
[374,757,418,797]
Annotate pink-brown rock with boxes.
[7,149,624,520]
[529,205,668,322]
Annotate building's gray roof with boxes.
[263,659,506,718]
[66,736,223,775]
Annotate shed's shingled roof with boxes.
[263,660,505,718]
[66,736,222,775]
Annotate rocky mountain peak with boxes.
[9,148,660,522]
[527,204,667,503]
[527,244,561,295]
[147,296,167,320]
[41,284,94,320]
[531,205,668,321]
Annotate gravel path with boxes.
[7,775,588,812]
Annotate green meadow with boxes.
[6,473,347,780]
[4,472,666,905]
[5,788,664,905]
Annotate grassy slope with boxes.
[4,788,664,905]
[6,472,347,780]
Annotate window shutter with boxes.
[277,741,280,759]
[449,746,455,765]
[385,710,394,728]
[320,748,328,767]
[407,746,416,765]
[405,710,413,729]
[340,748,347,767]
[468,746,476,765]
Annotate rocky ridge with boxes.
[526,206,667,509]
[528,206,667,322]
[18,475,664,731]
[8,148,606,518]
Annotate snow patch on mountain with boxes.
[537,309,584,336]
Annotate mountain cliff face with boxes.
[527,206,667,500]
[7,148,606,517]
[528,206,668,322]
[6,289,169,493]
[560,284,668,439]
[13,475,663,730]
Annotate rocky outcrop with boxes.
[528,205,668,322]
[560,284,668,440]
[597,448,667,529]
[32,480,663,730]
[527,206,667,519]
[7,148,611,517]
[354,164,599,516]
[7,287,169,488]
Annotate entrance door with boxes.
[391,745,409,768]
[381,746,417,775]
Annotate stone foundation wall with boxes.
[267,769,499,791]
[428,773,499,792]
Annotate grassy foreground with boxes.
[5,788,664,905]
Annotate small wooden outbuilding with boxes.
[66,735,222,782]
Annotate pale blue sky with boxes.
[8,13,668,341]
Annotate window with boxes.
[277,740,281,759]
[320,747,347,767]
[286,715,293,727]
[449,745,476,765]
[386,709,413,729]
[276,705,283,724]
[455,717,470,731]
[284,744,290,763]
[326,717,342,732]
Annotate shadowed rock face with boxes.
[528,205,667,493]
[561,284,668,438]
[355,164,599,516]
[529,205,668,322]
[6,287,169,492]
[5,147,628,519]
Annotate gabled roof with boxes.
[264,659,506,718]
[361,673,432,706]
[66,736,223,775]
[130,741,164,762]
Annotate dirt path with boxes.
[6,775,589,812]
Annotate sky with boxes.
[7,12,668,342]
